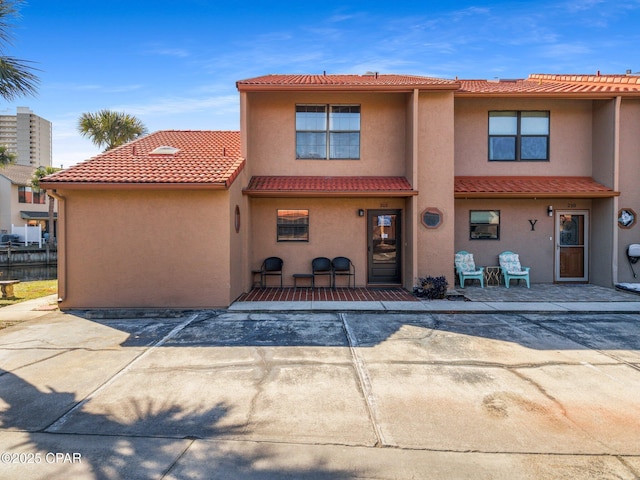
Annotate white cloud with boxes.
[111,94,238,117]
[49,83,145,94]
[149,48,191,58]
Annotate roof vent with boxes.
[150,145,180,155]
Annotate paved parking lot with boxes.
[0,308,639,479]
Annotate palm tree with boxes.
[78,110,148,151]
[0,0,39,101]
[0,144,15,167]
[31,165,59,245]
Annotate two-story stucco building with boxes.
[41,72,640,309]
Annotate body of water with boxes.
[0,265,57,281]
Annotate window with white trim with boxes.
[296,105,360,159]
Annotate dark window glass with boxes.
[33,190,46,204]
[277,209,309,242]
[470,210,500,240]
[489,111,549,161]
[18,186,32,203]
[296,105,360,159]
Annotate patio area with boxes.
[454,283,640,302]
[235,287,419,302]
[235,283,640,303]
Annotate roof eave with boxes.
[455,92,640,99]
[40,181,231,191]
[237,84,460,93]
[243,190,418,198]
[455,191,620,199]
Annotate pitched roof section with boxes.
[455,176,619,198]
[244,176,417,197]
[238,72,640,96]
[458,74,640,96]
[41,131,244,189]
[0,164,37,185]
[237,74,459,92]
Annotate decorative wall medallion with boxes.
[421,207,443,229]
[618,208,636,229]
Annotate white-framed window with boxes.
[296,105,360,159]
[489,111,549,161]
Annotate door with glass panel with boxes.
[555,211,589,282]
[368,210,401,284]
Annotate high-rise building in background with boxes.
[0,107,52,167]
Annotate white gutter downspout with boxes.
[612,96,621,285]
[47,189,66,302]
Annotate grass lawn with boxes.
[0,279,57,307]
[0,279,57,330]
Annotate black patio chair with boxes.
[260,256,283,287]
[312,257,333,287]
[332,256,355,288]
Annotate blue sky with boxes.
[2,0,639,167]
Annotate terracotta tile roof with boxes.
[458,74,640,96]
[0,164,38,185]
[244,176,417,197]
[237,74,459,91]
[455,176,619,198]
[41,131,244,189]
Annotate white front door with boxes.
[555,210,589,282]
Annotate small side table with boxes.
[293,273,314,288]
[485,266,502,286]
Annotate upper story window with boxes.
[488,111,549,161]
[296,105,360,159]
[18,186,46,204]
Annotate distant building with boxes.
[0,107,52,167]
[0,108,55,237]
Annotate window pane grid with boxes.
[277,209,309,242]
[296,105,360,160]
[489,111,549,161]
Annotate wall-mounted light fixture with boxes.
[358,209,365,217]
[547,205,553,217]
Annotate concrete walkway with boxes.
[0,288,639,479]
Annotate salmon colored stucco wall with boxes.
[616,99,640,283]
[453,97,625,287]
[228,169,251,300]
[249,197,406,287]
[56,188,234,309]
[454,199,596,283]
[415,92,455,286]
[589,100,617,286]
[244,91,408,178]
[454,98,593,176]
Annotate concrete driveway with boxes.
[0,308,639,479]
